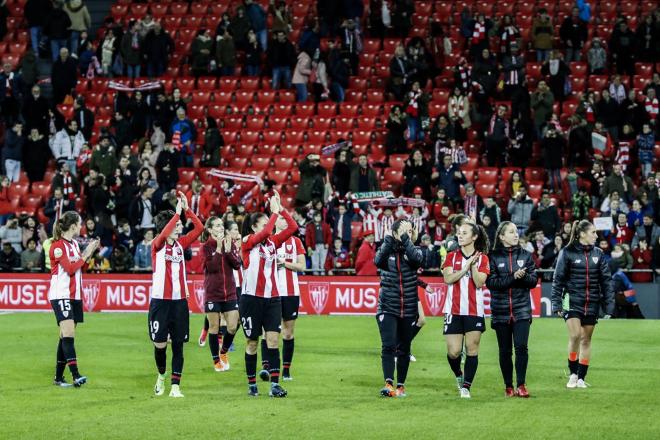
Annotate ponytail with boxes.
[567,219,592,247]
[53,211,80,240]
[492,221,516,250]
[201,216,221,243]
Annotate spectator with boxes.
[229,6,250,49]
[610,20,636,76]
[501,42,526,113]
[497,15,521,59]
[610,212,634,245]
[245,0,267,51]
[51,47,77,104]
[402,149,434,199]
[530,229,551,266]
[404,80,429,142]
[531,80,554,136]
[71,96,94,140]
[87,248,110,273]
[435,155,466,206]
[438,138,467,168]
[268,30,296,90]
[531,8,553,62]
[244,29,262,76]
[305,211,332,275]
[200,117,223,167]
[22,85,49,133]
[331,148,352,196]
[120,20,142,78]
[51,160,79,199]
[388,44,412,101]
[0,62,22,124]
[23,127,49,183]
[531,191,562,239]
[45,1,71,61]
[63,0,91,55]
[19,49,39,91]
[2,121,23,182]
[190,29,213,78]
[136,12,156,38]
[596,89,620,140]
[309,48,330,101]
[631,239,653,282]
[296,153,326,206]
[636,14,657,62]
[448,87,470,141]
[170,108,196,167]
[324,237,351,275]
[292,49,312,102]
[340,18,362,74]
[143,22,173,78]
[0,241,20,272]
[100,29,116,76]
[49,119,84,176]
[0,215,22,252]
[110,244,133,272]
[587,37,607,74]
[350,154,380,193]
[541,125,565,192]
[419,233,439,269]
[507,186,534,235]
[627,199,645,229]
[83,217,113,256]
[129,181,158,232]
[155,143,179,192]
[269,0,292,35]
[559,7,588,62]
[328,202,354,249]
[25,0,52,55]
[384,105,407,154]
[328,44,350,102]
[215,27,237,77]
[469,14,490,60]
[541,50,571,102]
[610,243,633,270]
[479,196,500,226]
[355,229,377,275]
[133,228,153,271]
[485,104,509,167]
[608,75,627,104]
[462,183,483,222]
[43,187,74,232]
[601,163,634,203]
[472,48,499,96]
[541,234,564,278]
[88,135,116,178]
[643,88,658,125]
[430,115,453,164]
[632,214,660,250]
[20,237,41,271]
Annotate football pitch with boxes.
[1,313,659,439]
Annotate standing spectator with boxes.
[404,81,429,142]
[269,0,292,35]
[25,0,52,55]
[292,49,312,102]
[610,21,636,76]
[531,80,554,137]
[244,29,262,76]
[501,43,526,115]
[631,214,660,250]
[110,245,133,272]
[51,160,79,199]
[89,135,116,178]
[200,117,223,167]
[23,127,50,183]
[268,30,296,90]
[328,46,350,102]
[541,50,571,102]
[120,20,142,79]
[18,49,39,92]
[191,29,213,78]
[596,89,620,140]
[608,75,627,105]
[45,1,71,61]
[305,211,332,275]
[49,119,85,176]
[385,105,407,154]
[448,87,470,141]
[0,215,22,252]
[462,183,483,222]
[541,126,565,192]
[531,191,562,239]
[155,143,179,192]
[638,123,656,178]
[631,239,653,282]
[644,88,659,125]
[0,61,21,125]
[636,14,657,63]
[296,153,326,206]
[245,0,267,52]
[507,186,534,235]
[50,47,77,104]
[355,230,377,275]
[587,37,607,74]
[402,149,435,199]
[331,149,352,196]
[531,8,553,62]
[133,228,153,271]
[72,96,94,140]
[328,202,354,249]
[435,155,466,206]
[560,7,587,62]
[388,44,412,101]
[2,121,23,182]
[485,105,509,167]
[43,187,74,232]
[340,18,362,74]
[230,6,251,49]
[0,242,20,272]
[170,108,196,167]
[469,14,490,60]
[324,237,351,275]
[215,27,237,77]
[143,23,173,78]
[20,238,41,271]
[100,29,116,76]
[22,85,49,133]
[128,182,158,231]
[601,163,634,204]
[63,0,90,55]
[472,48,499,96]
[349,154,380,194]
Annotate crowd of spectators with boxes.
[0,0,658,279]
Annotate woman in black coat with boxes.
[551,219,614,389]
[486,221,538,398]
[23,127,51,183]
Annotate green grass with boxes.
[1,313,659,439]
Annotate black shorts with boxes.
[205,300,239,314]
[148,299,190,343]
[238,295,281,340]
[443,314,486,335]
[281,296,300,321]
[51,299,84,325]
[563,311,598,326]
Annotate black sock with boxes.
[463,355,479,389]
[220,325,228,339]
[568,359,579,375]
[61,337,80,378]
[208,332,219,362]
[171,342,184,385]
[154,346,167,375]
[220,331,236,355]
[245,352,257,384]
[282,338,294,375]
[267,347,281,383]
[203,317,209,332]
[447,354,462,378]
[260,339,269,370]
[577,362,589,380]
[55,338,66,380]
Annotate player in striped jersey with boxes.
[48,211,100,388]
[149,193,203,398]
[240,191,297,397]
[441,221,490,399]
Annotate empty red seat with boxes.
[366,89,384,102]
[235,91,254,105]
[588,75,608,91]
[273,157,295,169]
[245,118,264,130]
[382,168,402,183]
[226,157,248,170]
[234,144,255,157]
[256,90,276,103]
[219,77,239,90]
[262,130,282,144]
[280,144,300,157]
[288,117,309,130]
[196,76,216,90]
[389,154,407,171]
[267,117,288,130]
[269,170,289,184]
[30,181,52,198]
[317,103,336,117]
[362,39,381,53]
[285,130,305,144]
[477,167,499,184]
[250,155,272,170]
[21,195,42,209]
[240,131,259,144]
[475,183,496,198]
[361,104,382,117]
[527,181,544,199]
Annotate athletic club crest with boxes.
[308,282,329,315]
[193,281,205,312]
[424,283,447,316]
[517,260,525,268]
[82,280,101,312]
[592,257,599,264]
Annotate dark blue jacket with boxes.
[245,3,266,32]
[436,164,466,200]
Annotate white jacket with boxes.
[49,129,86,160]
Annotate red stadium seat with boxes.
[294,103,314,117]
[226,157,248,170]
[289,117,309,130]
[250,155,272,170]
[8,182,28,199]
[317,103,337,117]
[245,117,264,130]
[21,195,42,209]
[30,181,52,198]
[178,169,196,184]
[527,181,544,199]
[285,130,305,144]
[588,76,608,91]
[219,77,239,90]
[475,183,496,198]
[267,117,288,130]
[234,144,255,157]
[280,144,300,157]
[388,154,407,171]
[262,130,283,144]
[273,157,295,169]
[477,168,499,184]
[240,131,260,144]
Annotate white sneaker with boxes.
[456,376,464,391]
[409,354,417,362]
[169,384,184,398]
[154,374,165,396]
[576,379,588,388]
[566,374,579,388]
[460,387,471,399]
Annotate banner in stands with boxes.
[0,274,543,317]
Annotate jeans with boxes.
[294,83,308,102]
[126,64,141,78]
[547,168,561,192]
[310,244,328,275]
[219,66,235,77]
[566,46,581,62]
[407,117,423,142]
[51,38,67,61]
[330,82,345,102]
[272,66,291,90]
[147,60,166,77]
[29,26,42,54]
[494,319,531,387]
[69,30,81,55]
[642,162,652,178]
[535,49,550,62]
[377,313,417,384]
[256,29,267,52]
[4,159,20,182]
[245,65,261,76]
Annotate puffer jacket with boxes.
[375,234,424,318]
[486,245,538,325]
[551,243,615,316]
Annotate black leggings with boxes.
[377,313,416,385]
[494,319,531,388]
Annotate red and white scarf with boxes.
[500,26,518,53]
[406,90,421,117]
[472,22,486,44]
[61,172,75,200]
[449,96,465,121]
[645,97,659,119]
[463,194,478,220]
[457,62,471,90]
[615,141,631,171]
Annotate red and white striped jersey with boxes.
[242,211,298,298]
[151,209,204,301]
[48,239,84,300]
[276,236,305,296]
[378,214,395,241]
[442,250,490,317]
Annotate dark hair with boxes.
[451,214,468,232]
[206,116,218,129]
[224,220,238,233]
[53,211,81,240]
[567,220,593,247]
[201,216,221,242]
[242,212,268,237]
[492,221,516,250]
[460,221,490,253]
[154,210,176,234]
[392,219,407,235]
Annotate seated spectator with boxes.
[402,149,434,199]
[531,191,561,239]
[531,8,553,62]
[349,154,380,194]
[110,244,133,273]
[610,260,645,318]
[419,234,440,269]
[610,243,633,270]
[627,200,645,229]
[87,248,110,273]
[355,229,377,276]
[20,237,41,272]
[632,214,660,249]
[431,188,453,220]
[507,186,534,235]
[0,215,22,253]
[0,241,20,272]
[84,217,113,257]
[133,228,153,271]
[215,27,236,77]
[296,153,326,206]
[324,237,351,275]
[21,215,46,250]
[631,239,653,282]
